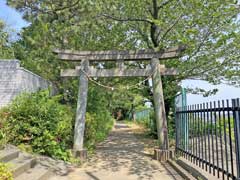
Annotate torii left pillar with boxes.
[151,58,172,161]
[73,60,89,160]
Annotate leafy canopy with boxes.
[7,0,240,87]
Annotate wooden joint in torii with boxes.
[55,45,185,159]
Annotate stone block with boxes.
[154,149,175,162]
[72,149,87,162]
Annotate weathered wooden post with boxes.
[151,58,170,161]
[73,60,89,159]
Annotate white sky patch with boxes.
[0,0,29,41]
[182,80,240,105]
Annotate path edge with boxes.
[167,158,212,180]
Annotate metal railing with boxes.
[175,98,240,179]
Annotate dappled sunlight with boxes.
[68,122,182,180]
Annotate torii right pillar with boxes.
[151,58,173,162]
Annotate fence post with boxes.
[175,108,179,154]
[232,98,240,179]
[182,88,188,151]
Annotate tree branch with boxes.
[180,55,237,82]
[132,25,153,49]
[183,17,216,69]
[159,13,183,43]
[152,0,158,18]
[150,0,159,47]
[150,24,159,47]
[22,1,52,15]
[99,14,152,24]
[53,0,80,12]
[19,0,80,18]
[158,0,174,9]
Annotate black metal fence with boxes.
[175,98,240,179]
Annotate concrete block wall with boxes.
[0,60,51,107]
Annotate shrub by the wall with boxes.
[0,108,8,149]
[0,90,74,161]
[0,86,115,160]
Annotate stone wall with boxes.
[0,60,51,107]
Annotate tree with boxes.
[7,0,240,85]
[0,20,14,59]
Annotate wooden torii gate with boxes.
[54,46,185,161]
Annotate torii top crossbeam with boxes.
[53,45,185,61]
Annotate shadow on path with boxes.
[69,122,183,180]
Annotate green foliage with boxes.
[134,107,176,140]
[12,19,66,84]
[133,108,157,137]
[0,20,14,59]
[0,163,13,180]
[167,108,175,140]
[10,0,239,86]
[0,90,74,161]
[84,112,114,150]
[188,117,235,140]
[84,84,114,150]
[134,104,177,140]
[0,86,115,159]
[0,108,9,149]
[216,118,235,140]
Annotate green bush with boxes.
[0,108,8,149]
[84,85,114,150]
[84,112,114,150]
[0,90,74,161]
[133,109,157,138]
[133,108,176,141]
[0,163,13,180]
[0,86,115,159]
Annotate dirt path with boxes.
[60,122,183,180]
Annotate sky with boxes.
[182,80,239,105]
[0,0,239,105]
[0,0,28,37]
